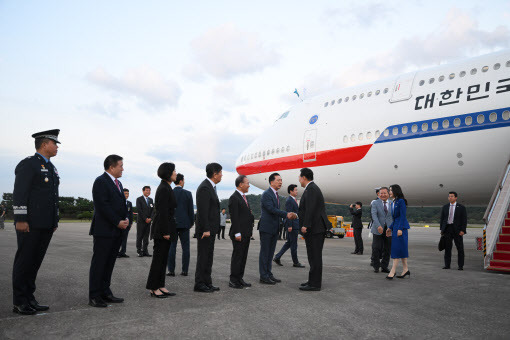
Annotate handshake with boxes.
[286,212,298,220]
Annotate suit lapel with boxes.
[104,173,123,198]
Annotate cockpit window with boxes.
[279,111,290,120]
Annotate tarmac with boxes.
[0,223,509,340]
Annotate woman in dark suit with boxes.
[146,162,177,297]
[386,184,410,279]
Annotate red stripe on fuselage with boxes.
[236,144,373,175]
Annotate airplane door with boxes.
[390,72,416,103]
[303,129,317,162]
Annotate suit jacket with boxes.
[440,203,467,233]
[136,195,155,224]
[151,181,177,240]
[89,172,128,238]
[259,187,287,234]
[228,191,255,238]
[284,196,299,230]
[195,179,220,234]
[126,200,133,226]
[389,199,410,231]
[370,199,393,235]
[350,207,363,229]
[173,186,194,229]
[298,182,328,235]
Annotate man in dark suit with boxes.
[12,129,60,315]
[259,173,296,284]
[88,154,129,307]
[440,191,468,270]
[118,188,133,258]
[194,163,222,293]
[228,175,255,289]
[274,184,305,268]
[350,202,364,255]
[136,186,155,257]
[298,168,328,291]
[167,173,194,276]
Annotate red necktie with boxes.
[114,179,121,192]
[242,194,249,207]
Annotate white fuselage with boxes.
[236,50,510,206]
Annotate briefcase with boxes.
[438,235,446,251]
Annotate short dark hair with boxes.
[300,168,314,181]
[157,162,175,181]
[35,138,51,150]
[235,175,247,188]
[206,163,222,179]
[123,188,129,192]
[142,186,151,191]
[356,201,363,207]
[449,191,458,197]
[174,173,184,185]
[104,154,123,171]
[379,187,389,193]
[288,184,297,194]
[268,173,280,184]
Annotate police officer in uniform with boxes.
[12,129,60,315]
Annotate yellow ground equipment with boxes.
[326,215,347,238]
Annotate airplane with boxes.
[235,49,510,206]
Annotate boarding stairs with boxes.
[484,158,510,272]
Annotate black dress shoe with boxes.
[102,295,124,303]
[269,276,281,283]
[117,253,128,258]
[143,253,152,257]
[351,251,358,254]
[239,279,252,287]
[13,304,37,315]
[299,285,321,291]
[260,277,276,285]
[89,297,108,308]
[194,285,214,293]
[373,268,380,273]
[300,282,309,287]
[458,267,463,270]
[150,290,168,298]
[161,290,176,296]
[123,254,130,258]
[442,266,450,269]
[181,272,188,276]
[397,271,410,278]
[356,252,363,255]
[167,272,175,276]
[273,258,283,266]
[381,268,390,273]
[293,263,305,268]
[207,284,220,291]
[137,253,144,257]
[229,281,244,289]
[28,300,49,311]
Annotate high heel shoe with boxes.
[386,274,395,280]
[160,289,176,296]
[150,290,168,298]
[397,271,410,278]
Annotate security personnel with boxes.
[12,129,60,315]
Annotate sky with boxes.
[1,0,509,202]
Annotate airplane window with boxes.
[411,124,418,133]
[429,78,435,84]
[383,129,389,137]
[502,110,510,120]
[376,90,381,95]
[324,102,328,107]
[384,88,389,94]
[494,63,501,70]
[439,75,445,82]
[368,91,372,97]
[352,95,357,101]
[271,149,275,154]
[482,66,489,72]
[454,118,461,127]
[279,111,290,119]
[258,151,262,157]
[360,93,364,99]
[276,148,280,154]
[267,149,270,155]
[366,131,372,139]
[351,134,356,142]
[477,114,485,124]
[489,112,497,122]
[310,141,315,148]
[392,127,398,135]
[358,133,364,140]
[471,68,477,75]
[419,80,425,86]
[343,135,348,143]
[460,71,466,77]
[345,97,349,102]
[449,73,455,79]
[442,120,449,128]
[422,123,429,131]
[331,100,335,106]
[432,121,439,130]
[281,147,285,153]
[465,116,473,125]
[506,61,510,67]
[402,126,408,134]
[338,98,342,104]
[375,130,380,138]
[286,146,290,152]
[263,151,266,157]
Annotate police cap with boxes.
[32,129,60,144]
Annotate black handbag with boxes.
[438,235,446,251]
